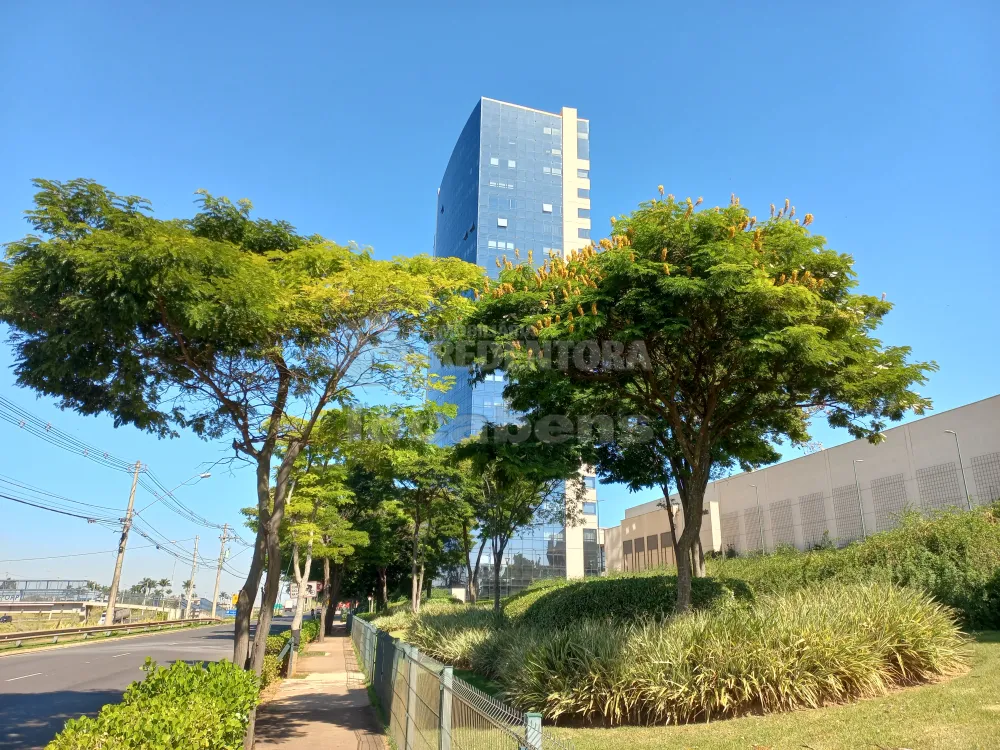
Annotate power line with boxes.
[0,544,159,563]
[0,396,134,473]
[0,395,250,543]
[0,474,124,513]
[0,492,120,526]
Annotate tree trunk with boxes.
[287,541,313,677]
[660,486,681,570]
[376,568,388,610]
[233,530,266,667]
[318,558,330,643]
[410,509,422,614]
[670,467,710,613]
[694,537,706,577]
[242,506,285,750]
[467,537,487,604]
[491,537,509,613]
[674,526,695,612]
[418,562,426,604]
[327,564,343,629]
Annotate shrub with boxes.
[265,633,289,655]
[512,573,752,629]
[299,620,319,650]
[707,503,1000,628]
[370,608,414,633]
[502,577,570,620]
[497,582,967,726]
[405,605,502,668]
[47,658,258,749]
[260,654,282,690]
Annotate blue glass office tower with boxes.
[430,98,600,596]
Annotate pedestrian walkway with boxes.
[254,622,385,749]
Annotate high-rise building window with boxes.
[578,169,589,178]
[543,166,550,174]
[508,160,516,168]
[578,208,590,219]
[542,203,553,213]
[552,167,562,175]
[490,157,499,166]
[543,126,552,134]
[578,137,590,160]
[578,228,590,239]
[551,148,561,156]
[497,217,508,228]
[578,188,590,199]
[584,476,596,489]
[583,528,598,542]
[583,502,597,515]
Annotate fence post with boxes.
[524,712,542,750]
[406,645,420,750]
[439,665,453,750]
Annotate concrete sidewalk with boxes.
[254,622,385,749]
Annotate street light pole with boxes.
[750,484,765,553]
[104,460,142,625]
[853,460,867,540]
[944,430,973,510]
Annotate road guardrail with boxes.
[0,617,220,647]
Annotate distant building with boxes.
[429,98,599,595]
[605,394,1000,571]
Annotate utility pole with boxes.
[184,535,199,619]
[104,460,142,626]
[210,524,229,619]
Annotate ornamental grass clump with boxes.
[497,582,967,726]
[406,605,503,668]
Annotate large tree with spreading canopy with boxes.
[463,190,934,611]
[0,179,481,691]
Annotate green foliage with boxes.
[495,583,966,726]
[405,605,503,668]
[299,619,320,650]
[510,573,752,629]
[708,503,1000,628]
[501,577,570,620]
[46,658,258,749]
[260,654,282,690]
[464,191,935,611]
[265,634,288,655]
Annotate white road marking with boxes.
[111,652,131,658]
[6,672,41,682]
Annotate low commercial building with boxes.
[605,394,1000,571]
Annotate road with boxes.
[0,619,288,749]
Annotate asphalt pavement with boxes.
[0,618,289,750]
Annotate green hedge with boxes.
[510,573,752,629]
[46,659,258,749]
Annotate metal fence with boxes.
[350,614,566,750]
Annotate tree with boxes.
[344,465,409,615]
[377,404,468,614]
[0,179,481,693]
[455,429,585,611]
[279,408,368,652]
[464,191,934,611]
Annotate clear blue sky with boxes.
[1,1,996,591]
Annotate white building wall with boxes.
[611,394,1000,567]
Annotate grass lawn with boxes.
[551,631,1000,750]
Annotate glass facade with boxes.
[431,98,594,594]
